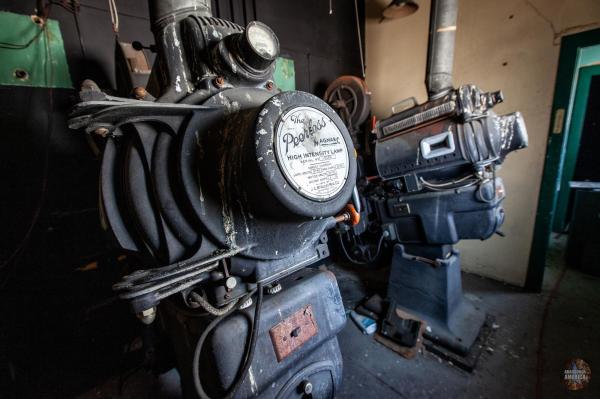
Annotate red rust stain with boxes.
[269,304,318,362]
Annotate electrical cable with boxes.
[189,291,240,316]
[192,286,264,399]
[338,231,386,265]
[419,173,474,187]
[419,174,482,192]
[0,25,44,49]
[108,0,119,35]
[353,0,366,78]
[49,1,86,57]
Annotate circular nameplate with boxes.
[274,106,350,201]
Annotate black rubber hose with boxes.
[192,285,264,399]
[152,132,198,248]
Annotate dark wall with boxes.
[212,0,365,95]
[0,1,364,398]
[573,74,600,182]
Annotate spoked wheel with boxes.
[324,75,371,131]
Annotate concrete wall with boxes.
[365,0,600,285]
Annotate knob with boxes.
[238,21,280,71]
[266,282,282,295]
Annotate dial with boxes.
[246,22,279,60]
[236,21,280,72]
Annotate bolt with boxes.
[94,127,109,137]
[300,380,313,395]
[214,76,225,88]
[225,277,237,290]
[133,86,147,100]
[136,307,156,325]
[265,81,274,90]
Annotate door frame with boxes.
[525,28,600,291]
[553,65,600,231]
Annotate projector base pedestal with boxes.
[386,244,490,369]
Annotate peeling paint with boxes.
[248,367,258,395]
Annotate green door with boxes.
[526,29,600,291]
[553,65,600,231]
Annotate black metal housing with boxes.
[374,85,527,182]
[69,2,356,398]
[198,268,346,398]
[375,179,506,245]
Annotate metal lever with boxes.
[113,247,246,312]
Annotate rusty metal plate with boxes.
[269,304,318,362]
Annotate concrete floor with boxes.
[79,237,600,399]
[335,236,599,399]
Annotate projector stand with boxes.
[386,244,493,370]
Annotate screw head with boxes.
[214,76,225,88]
[94,127,109,137]
[300,380,313,395]
[225,277,237,290]
[133,86,147,100]
[136,307,156,325]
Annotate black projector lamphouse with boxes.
[69,1,358,397]
[332,0,528,368]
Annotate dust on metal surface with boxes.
[269,304,318,362]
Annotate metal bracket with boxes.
[68,99,223,136]
[113,247,246,312]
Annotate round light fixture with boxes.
[382,0,419,20]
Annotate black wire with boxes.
[48,0,86,57]
[225,286,263,397]
[337,234,368,265]
[337,232,386,265]
[49,1,76,13]
[72,7,86,57]
[0,25,45,49]
[192,286,264,399]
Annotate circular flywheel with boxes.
[324,76,371,130]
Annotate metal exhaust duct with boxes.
[425,0,458,99]
[148,0,212,26]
